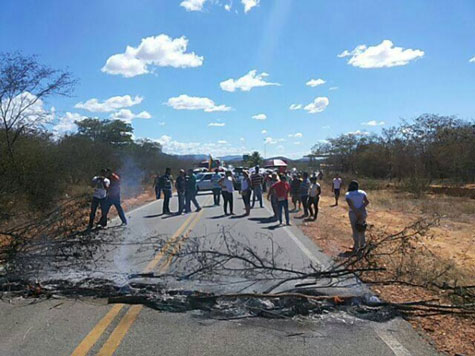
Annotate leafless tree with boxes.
[0,52,76,163]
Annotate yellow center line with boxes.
[95,198,211,356]
[70,209,198,356]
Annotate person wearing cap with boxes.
[220,170,235,215]
[185,169,201,213]
[175,169,186,215]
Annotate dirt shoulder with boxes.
[297,183,475,356]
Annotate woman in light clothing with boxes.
[240,171,252,216]
[345,180,369,252]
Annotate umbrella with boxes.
[264,159,288,168]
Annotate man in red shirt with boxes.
[269,175,291,226]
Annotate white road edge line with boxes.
[265,200,413,356]
[263,204,324,266]
[372,325,412,356]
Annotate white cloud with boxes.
[153,135,244,156]
[362,120,385,126]
[289,104,302,110]
[159,121,166,126]
[241,0,259,13]
[180,0,206,11]
[220,70,280,92]
[74,95,143,113]
[261,129,267,134]
[322,125,330,129]
[252,113,267,120]
[469,56,475,63]
[166,94,231,112]
[304,97,329,114]
[338,40,424,68]
[208,122,226,127]
[264,137,277,144]
[217,140,228,144]
[2,92,56,130]
[102,34,203,77]
[109,109,151,122]
[306,78,326,87]
[347,130,369,136]
[294,142,301,145]
[288,132,303,138]
[329,86,338,91]
[240,137,245,142]
[224,3,231,11]
[53,112,88,136]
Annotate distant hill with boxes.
[218,155,243,162]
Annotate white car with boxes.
[196,172,224,191]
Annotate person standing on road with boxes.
[160,168,173,214]
[332,174,343,206]
[307,176,321,221]
[100,169,127,227]
[175,169,186,215]
[250,166,264,208]
[211,169,222,206]
[269,174,291,226]
[220,171,235,216]
[345,180,369,253]
[185,169,201,213]
[88,169,110,230]
[240,170,252,216]
[153,172,161,200]
[299,172,310,217]
[266,173,279,220]
[290,174,301,211]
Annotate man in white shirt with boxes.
[332,174,343,206]
[88,169,110,230]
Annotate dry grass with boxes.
[297,181,475,355]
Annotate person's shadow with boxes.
[143,214,163,218]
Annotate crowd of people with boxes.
[89,166,370,254]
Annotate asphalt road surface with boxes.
[0,192,439,356]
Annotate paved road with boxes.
[0,192,439,356]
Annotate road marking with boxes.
[373,325,412,356]
[70,304,124,356]
[70,208,197,356]
[96,305,142,356]
[263,201,324,266]
[95,198,210,356]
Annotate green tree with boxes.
[76,119,133,145]
[247,151,263,167]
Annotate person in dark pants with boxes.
[250,166,264,208]
[220,171,235,215]
[211,169,222,205]
[269,174,291,226]
[175,169,186,215]
[101,169,127,226]
[307,176,321,221]
[88,169,110,230]
[185,169,201,213]
[153,172,161,199]
[160,168,173,214]
[299,172,310,217]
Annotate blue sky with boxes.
[1,0,474,158]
